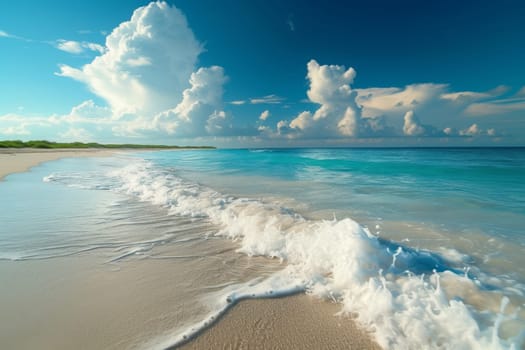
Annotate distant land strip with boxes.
[0,140,215,150]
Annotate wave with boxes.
[46,159,523,349]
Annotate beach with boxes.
[0,148,116,180]
[0,149,382,350]
[0,148,523,349]
[178,295,381,350]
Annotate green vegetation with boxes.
[0,140,215,150]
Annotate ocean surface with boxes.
[1,148,524,349]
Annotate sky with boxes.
[1,0,524,147]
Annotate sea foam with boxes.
[50,159,523,349]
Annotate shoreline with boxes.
[0,148,116,181]
[0,149,382,349]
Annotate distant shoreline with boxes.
[0,145,216,181]
[0,140,215,150]
[0,149,116,181]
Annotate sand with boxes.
[178,295,381,350]
[0,148,382,350]
[0,148,116,180]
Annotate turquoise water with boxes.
[1,148,524,349]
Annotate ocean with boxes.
[1,148,524,349]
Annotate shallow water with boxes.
[1,148,524,349]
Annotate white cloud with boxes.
[228,95,284,105]
[0,30,29,41]
[50,1,234,140]
[0,123,30,135]
[126,56,151,67]
[465,99,525,116]
[260,60,508,142]
[289,111,312,130]
[206,110,233,134]
[0,101,117,140]
[55,39,104,54]
[440,85,508,104]
[277,60,394,139]
[250,95,285,104]
[306,59,356,105]
[259,110,270,121]
[83,42,105,54]
[151,66,231,136]
[67,100,112,121]
[356,84,447,118]
[439,124,496,137]
[57,1,203,117]
[440,91,491,102]
[460,124,482,136]
[173,66,227,121]
[56,40,94,54]
[59,127,93,141]
[229,100,246,105]
[403,111,425,136]
[276,120,292,135]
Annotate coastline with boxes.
[0,148,116,181]
[0,148,382,349]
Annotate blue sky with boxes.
[1,0,524,147]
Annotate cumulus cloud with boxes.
[3,1,516,145]
[57,1,203,117]
[403,111,425,136]
[51,1,235,140]
[0,100,117,141]
[274,60,394,139]
[68,100,112,120]
[461,124,482,136]
[259,110,270,121]
[288,111,312,130]
[259,60,505,142]
[150,66,232,136]
[402,110,444,137]
[459,124,496,136]
[172,66,227,121]
[56,40,105,54]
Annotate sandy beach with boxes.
[178,295,381,350]
[0,149,381,350]
[0,148,116,180]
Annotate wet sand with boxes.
[178,295,381,350]
[0,255,381,350]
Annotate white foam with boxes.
[67,160,525,349]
